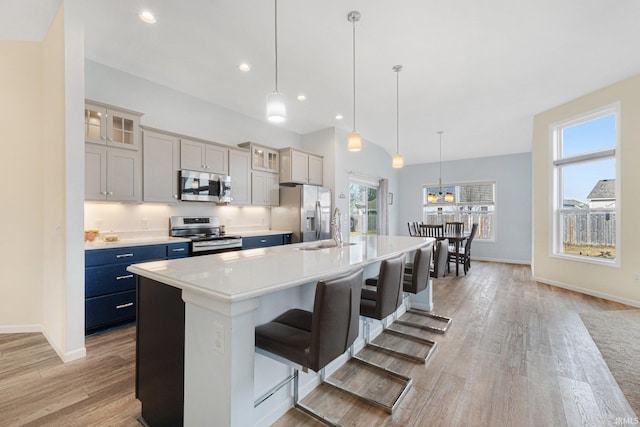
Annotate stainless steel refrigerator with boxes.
[271,185,332,243]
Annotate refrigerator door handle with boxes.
[315,201,321,240]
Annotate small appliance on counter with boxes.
[170,216,241,256]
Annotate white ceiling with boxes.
[4,0,640,164]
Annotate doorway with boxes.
[349,181,379,236]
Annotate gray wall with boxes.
[85,60,301,149]
[397,152,532,264]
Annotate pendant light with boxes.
[266,0,286,123]
[435,131,455,203]
[347,11,362,152]
[391,65,404,168]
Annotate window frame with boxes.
[550,103,621,267]
[422,179,497,242]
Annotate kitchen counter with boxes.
[129,235,433,426]
[84,236,189,250]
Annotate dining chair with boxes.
[407,222,419,237]
[448,223,478,275]
[445,221,464,234]
[421,224,444,238]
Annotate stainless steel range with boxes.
[170,216,242,256]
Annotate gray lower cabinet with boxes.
[85,242,189,334]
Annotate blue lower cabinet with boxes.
[85,290,136,332]
[167,242,189,258]
[242,234,284,250]
[84,242,189,335]
[85,264,136,298]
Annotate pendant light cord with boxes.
[274,0,279,92]
[352,17,356,132]
[438,131,443,193]
[396,69,400,153]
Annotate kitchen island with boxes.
[128,235,433,426]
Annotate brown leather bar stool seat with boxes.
[395,240,453,334]
[254,268,363,426]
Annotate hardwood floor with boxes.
[1,262,636,426]
[274,262,637,427]
[0,325,140,426]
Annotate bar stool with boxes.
[395,239,452,334]
[254,268,363,426]
[362,246,437,365]
[328,253,415,413]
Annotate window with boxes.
[422,181,496,240]
[552,105,619,264]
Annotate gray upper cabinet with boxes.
[85,143,141,202]
[238,142,279,173]
[279,148,323,186]
[228,148,251,205]
[180,138,228,175]
[84,101,142,202]
[84,101,142,150]
[143,129,180,203]
[252,171,279,206]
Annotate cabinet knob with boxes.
[101,191,107,195]
[107,137,113,142]
[173,195,178,199]
[108,191,114,195]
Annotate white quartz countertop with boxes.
[85,236,190,250]
[128,235,433,303]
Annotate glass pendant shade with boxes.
[444,192,454,203]
[427,193,438,203]
[392,153,404,168]
[266,91,286,123]
[348,131,362,152]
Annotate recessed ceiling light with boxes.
[297,94,306,101]
[239,63,250,72]
[139,11,157,24]
[335,114,344,120]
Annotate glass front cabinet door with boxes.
[84,101,142,150]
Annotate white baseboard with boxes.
[533,275,640,308]
[472,256,531,266]
[0,324,42,333]
[40,326,87,363]
[0,324,86,363]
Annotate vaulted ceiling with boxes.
[4,0,640,163]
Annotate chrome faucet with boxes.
[331,207,343,247]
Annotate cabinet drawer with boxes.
[85,290,136,331]
[85,245,167,267]
[167,242,189,258]
[85,264,136,298]
[242,234,283,250]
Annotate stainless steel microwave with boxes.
[179,170,231,203]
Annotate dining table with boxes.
[418,225,470,276]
